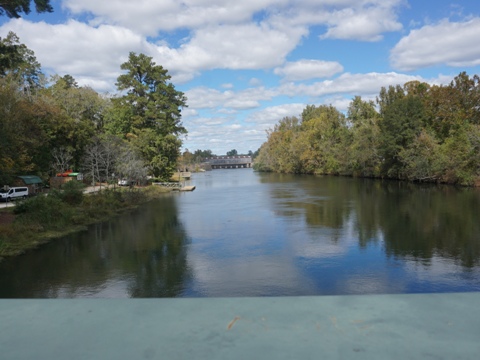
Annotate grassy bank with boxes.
[0,182,170,260]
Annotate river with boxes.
[1,169,479,298]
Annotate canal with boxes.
[1,169,480,298]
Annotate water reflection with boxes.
[0,170,479,298]
[0,196,190,298]
[264,174,480,268]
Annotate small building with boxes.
[13,175,44,194]
[50,172,83,189]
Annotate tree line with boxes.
[0,31,187,185]
[253,72,480,186]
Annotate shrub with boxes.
[14,194,74,230]
[60,180,85,205]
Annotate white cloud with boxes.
[62,0,405,57]
[249,78,263,86]
[154,23,307,82]
[320,3,403,41]
[0,19,155,91]
[0,1,407,91]
[274,59,344,81]
[323,96,353,112]
[246,103,305,125]
[266,0,403,42]
[185,86,276,110]
[63,0,283,35]
[391,18,480,71]
[183,122,266,154]
[279,72,423,98]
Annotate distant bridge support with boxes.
[207,156,252,169]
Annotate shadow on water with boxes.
[0,195,191,298]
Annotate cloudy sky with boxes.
[1,1,480,155]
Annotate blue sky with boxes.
[1,0,480,155]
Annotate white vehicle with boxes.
[0,187,29,201]
[118,179,134,186]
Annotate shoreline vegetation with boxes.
[0,182,171,260]
[253,73,480,187]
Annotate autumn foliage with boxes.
[254,73,480,186]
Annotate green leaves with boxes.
[0,0,53,18]
[116,52,186,134]
[255,73,480,185]
[0,33,188,183]
[379,95,425,178]
[114,52,187,179]
[0,31,44,91]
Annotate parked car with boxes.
[0,187,29,201]
[118,179,134,186]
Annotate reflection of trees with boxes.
[354,180,480,268]
[266,173,480,268]
[267,174,354,231]
[303,177,353,230]
[376,183,480,268]
[126,199,190,297]
[0,196,190,298]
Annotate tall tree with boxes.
[41,75,105,169]
[0,0,53,18]
[0,31,44,92]
[347,97,381,177]
[300,105,348,174]
[347,96,378,126]
[379,95,426,178]
[376,85,405,116]
[0,77,61,183]
[115,52,187,179]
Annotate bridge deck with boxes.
[207,156,252,169]
[1,292,479,359]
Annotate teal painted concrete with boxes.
[1,293,479,359]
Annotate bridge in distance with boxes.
[206,156,252,169]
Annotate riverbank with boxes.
[0,185,171,261]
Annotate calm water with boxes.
[1,169,480,298]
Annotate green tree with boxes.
[0,77,62,183]
[379,96,426,178]
[0,0,52,18]
[46,75,106,128]
[254,72,480,185]
[131,129,182,179]
[0,31,44,92]
[115,52,187,178]
[41,75,106,169]
[347,96,378,125]
[299,105,348,174]
[193,149,214,161]
[347,97,381,177]
[424,72,480,141]
[253,116,302,173]
[226,149,238,156]
[398,129,441,182]
[436,125,480,185]
[376,85,405,116]
[103,98,133,137]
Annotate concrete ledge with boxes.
[1,293,479,359]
